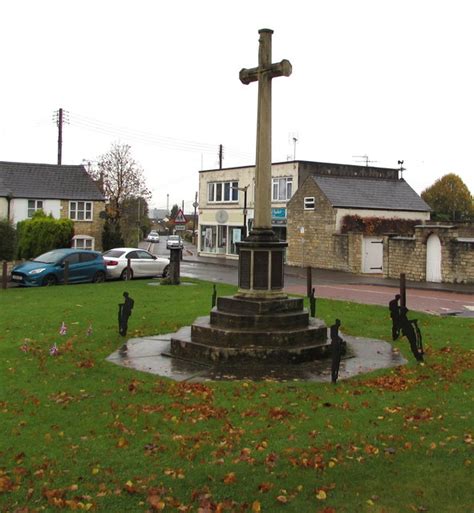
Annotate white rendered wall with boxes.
[11,199,61,224]
[0,198,7,219]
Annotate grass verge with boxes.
[0,279,472,513]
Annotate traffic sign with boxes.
[174,209,187,224]
[175,225,185,231]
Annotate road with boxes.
[147,240,474,317]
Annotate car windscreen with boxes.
[33,250,67,263]
[103,250,126,258]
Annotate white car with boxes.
[102,247,169,280]
[166,235,184,249]
[147,231,160,243]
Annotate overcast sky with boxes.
[1,0,473,212]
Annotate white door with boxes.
[426,234,442,282]
[362,237,384,273]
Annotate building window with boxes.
[27,200,44,217]
[304,197,315,210]
[272,177,293,201]
[70,201,92,221]
[72,236,94,250]
[208,181,238,203]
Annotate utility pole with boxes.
[218,144,223,169]
[56,108,63,165]
[166,194,169,215]
[192,191,198,245]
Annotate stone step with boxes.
[170,327,330,364]
[188,316,327,348]
[210,308,309,329]
[217,296,304,315]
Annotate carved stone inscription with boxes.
[271,251,283,289]
[253,251,269,289]
[239,250,251,289]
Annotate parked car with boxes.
[166,235,184,249]
[102,247,170,280]
[11,249,107,287]
[147,230,160,243]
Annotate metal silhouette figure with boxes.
[389,294,401,340]
[399,306,424,362]
[310,287,316,317]
[118,291,134,337]
[330,319,346,383]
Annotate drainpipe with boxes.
[6,192,12,222]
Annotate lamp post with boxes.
[232,185,249,239]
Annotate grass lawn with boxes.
[0,279,472,513]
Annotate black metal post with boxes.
[2,261,7,290]
[400,273,406,308]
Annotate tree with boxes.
[0,219,17,261]
[88,143,151,246]
[170,204,179,219]
[16,211,74,259]
[421,173,473,222]
[120,196,151,246]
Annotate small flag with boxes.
[49,343,59,356]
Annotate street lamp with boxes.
[231,185,249,239]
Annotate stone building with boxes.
[286,163,431,274]
[0,161,106,250]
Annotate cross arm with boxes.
[239,59,292,85]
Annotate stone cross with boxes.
[240,29,292,231]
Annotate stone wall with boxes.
[383,225,474,283]
[287,177,363,271]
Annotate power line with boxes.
[67,111,253,160]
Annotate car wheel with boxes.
[120,268,133,281]
[162,265,170,278]
[92,271,106,283]
[42,274,57,287]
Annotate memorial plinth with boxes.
[170,28,330,365]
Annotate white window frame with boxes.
[72,235,95,250]
[27,199,44,217]
[69,201,93,221]
[208,181,239,203]
[272,177,293,202]
[304,197,316,210]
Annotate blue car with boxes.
[11,248,107,287]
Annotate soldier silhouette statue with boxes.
[118,291,134,337]
[389,294,401,340]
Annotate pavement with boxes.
[181,247,474,295]
[107,331,407,383]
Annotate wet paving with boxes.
[106,331,407,382]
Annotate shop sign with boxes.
[271,207,286,219]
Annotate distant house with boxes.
[0,161,106,250]
[286,165,431,274]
